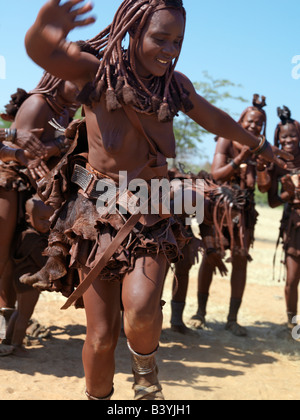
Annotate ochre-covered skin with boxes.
[23,0,292,400]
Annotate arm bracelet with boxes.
[4,128,17,143]
[250,135,269,156]
[230,160,239,170]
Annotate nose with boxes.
[161,42,178,58]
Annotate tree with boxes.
[0,115,11,129]
[172,71,247,170]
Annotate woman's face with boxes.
[241,110,265,137]
[134,8,185,78]
[279,123,300,155]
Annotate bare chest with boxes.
[85,101,176,159]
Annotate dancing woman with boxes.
[267,107,300,329]
[25,0,289,399]
[191,96,268,336]
[0,75,78,344]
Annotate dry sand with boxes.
[0,205,300,400]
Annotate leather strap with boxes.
[61,203,148,310]
[61,106,160,310]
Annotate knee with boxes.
[86,326,118,355]
[125,305,161,333]
[232,255,248,270]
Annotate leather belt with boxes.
[71,164,118,201]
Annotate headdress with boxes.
[238,94,267,136]
[274,106,300,147]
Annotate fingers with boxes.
[273,156,288,170]
[40,161,50,174]
[68,1,95,28]
[276,149,294,161]
[70,0,94,16]
[30,128,44,138]
[62,0,86,11]
[73,16,96,27]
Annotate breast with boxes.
[138,113,176,158]
[85,100,176,159]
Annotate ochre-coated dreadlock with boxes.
[77,0,193,122]
[29,71,64,96]
[1,72,65,121]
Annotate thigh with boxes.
[286,255,300,285]
[80,267,121,334]
[0,188,18,255]
[122,253,167,313]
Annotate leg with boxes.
[122,253,167,400]
[0,189,18,340]
[5,290,40,356]
[80,267,121,399]
[190,255,214,329]
[285,255,300,328]
[170,246,193,334]
[226,254,248,336]
[0,189,18,308]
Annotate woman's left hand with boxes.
[16,150,50,180]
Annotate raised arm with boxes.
[25,0,99,87]
[211,137,252,182]
[268,168,295,208]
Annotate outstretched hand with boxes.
[37,0,95,56]
[260,142,294,170]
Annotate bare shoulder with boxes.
[15,94,50,128]
[215,136,232,154]
[174,71,196,94]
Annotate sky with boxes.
[0,0,299,163]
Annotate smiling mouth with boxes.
[157,59,169,65]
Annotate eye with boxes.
[153,36,164,44]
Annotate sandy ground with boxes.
[0,205,300,401]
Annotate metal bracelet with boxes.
[230,160,239,170]
[127,341,158,375]
[4,128,17,143]
[250,135,268,156]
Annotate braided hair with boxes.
[77,0,193,122]
[1,73,64,122]
[1,88,29,121]
[29,71,64,96]
[274,106,300,148]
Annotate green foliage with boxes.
[173,71,247,166]
[0,115,11,129]
[254,185,269,207]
